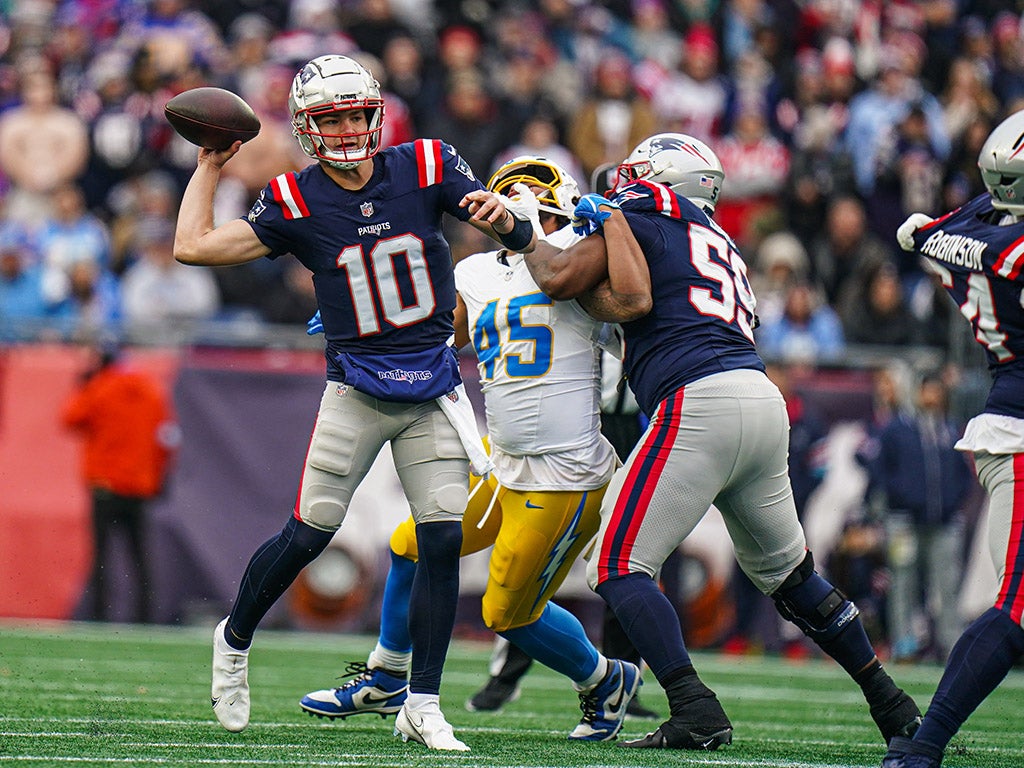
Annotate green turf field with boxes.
[0,622,1020,767]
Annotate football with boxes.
[164,87,261,150]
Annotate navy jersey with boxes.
[912,194,1024,419]
[245,139,484,380]
[609,180,764,415]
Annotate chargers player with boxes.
[173,55,536,750]
[881,111,1024,768]
[515,133,922,750]
[299,156,642,740]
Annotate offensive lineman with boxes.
[516,132,922,750]
[882,110,1024,768]
[299,156,642,741]
[173,54,535,750]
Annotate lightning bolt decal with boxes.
[530,493,588,614]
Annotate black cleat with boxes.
[625,695,659,719]
[466,641,531,712]
[465,676,521,712]
[871,689,922,744]
[880,736,943,768]
[620,717,733,750]
[622,667,734,750]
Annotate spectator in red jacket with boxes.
[61,342,179,622]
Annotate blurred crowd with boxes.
[0,0,1021,359]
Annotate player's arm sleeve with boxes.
[436,142,486,222]
[242,184,299,259]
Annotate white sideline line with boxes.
[0,759,462,767]
[0,758,880,768]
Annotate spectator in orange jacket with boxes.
[61,343,179,622]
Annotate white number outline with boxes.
[336,233,436,336]
[687,223,756,341]
[927,260,1013,361]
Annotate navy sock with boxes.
[408,520,462,694]
[226,516,335,649]
[379,549,417,653]
[596,572,691,681]
[915,607,1024,751]
[500,602,600,683]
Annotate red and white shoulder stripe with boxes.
[269,172,310,220]
[415,139,444,188]
[995,233,1024,280]
[636,180,681,218]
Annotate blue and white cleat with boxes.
[300,662,408,719]
[568,659,641,741]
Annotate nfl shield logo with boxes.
[360,201,374,217]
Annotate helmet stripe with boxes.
[415,139,443,187]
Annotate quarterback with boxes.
[173,54,534,750]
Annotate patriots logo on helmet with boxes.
[649,136,688,153]
[360,201,374,217]
[650,136,712,164]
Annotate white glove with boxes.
[896,212,934,252]
[503,182,545,241]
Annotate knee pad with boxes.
[299,418,360,529]
[771,551,860,643]
[415,481,468,524]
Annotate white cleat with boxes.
[394,701,470,751]
[211,617,250,732]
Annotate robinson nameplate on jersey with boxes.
[919,229,986,271]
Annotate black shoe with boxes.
[881,736,943,768]
[871,689,922,744]
[620,717,733,750]
[465,676,521,712]
[466,641,532,712]
[625,695,659,719]
[620,671,733,751]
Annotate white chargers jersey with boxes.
[455,228,618,491]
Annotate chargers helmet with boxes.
[289,55,385,170]
[486,156,581,217]
[615,133,725,213]
[978,110,1024,215]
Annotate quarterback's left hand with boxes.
[306,310,323,335]
[896,213,934,252]
[572,193,620,236]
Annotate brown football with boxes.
[164,87,261,150]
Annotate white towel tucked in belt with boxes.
[436,384,494,477]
